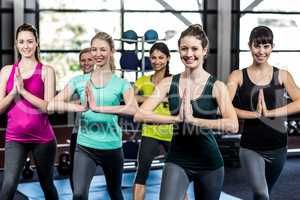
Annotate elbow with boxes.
[41,101,51,114]
[47,101,55,113]
[227,119,239,133]
[128,104,138,116]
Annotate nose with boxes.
[186,48,193,57]
[257,46,265,54]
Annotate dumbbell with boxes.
[57,151,71,175]
[22,157,34,180]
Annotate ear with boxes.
[203,47,208,57]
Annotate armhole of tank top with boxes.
[169,74,179,95]
[7,64,16,82]
[206,75,215,96]
[240,68,247,88]
[272,66,281,86]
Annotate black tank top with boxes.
[234,67,287,150]
[166,74,224,171]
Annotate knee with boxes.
[134,167,149,185]
[73,192,87,200]
[1,178,17,193]
[253,191,269,200]
[107,191,123,200]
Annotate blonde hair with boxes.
[91,32,116,72]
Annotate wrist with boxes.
[255,111,261,118]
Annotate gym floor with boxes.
[1,156,299,200]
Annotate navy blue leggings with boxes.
[0,140,58,200]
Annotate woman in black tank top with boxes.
[135,24,238,200]
[227,26,300,200]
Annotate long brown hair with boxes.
[15,23,40,62]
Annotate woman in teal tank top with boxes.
[134,24,238,200]
[48,32,138,200]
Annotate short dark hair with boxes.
[249,26,273,46]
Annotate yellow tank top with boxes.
[135,75,173,141]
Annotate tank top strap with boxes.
[202,75,216,96]
[8,62,19,81]
[168,74,181,115]
[169,74,180,95]
[271,66,281,86]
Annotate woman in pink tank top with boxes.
[0,23,58,200]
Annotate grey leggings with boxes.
[0,140,58,200]
[239,147,287,200]
[72,145,124,200]
[160,162,224,200]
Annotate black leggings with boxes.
[72,145,124,200]
[69,133,78,191]
[160,162,224,200]
[0,140,58,200]
[134,136,170,185]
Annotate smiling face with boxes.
[80,51,94,74]
[150,49,169,72]
[248,26,274,66]
[249,42,273,65]
[90,38,114,68]
[179,35,208,70]
[16,31,38,59]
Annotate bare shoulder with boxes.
[278,68,292,85]
[229,69,242,80]
[213,80,227,96]
[1,65,13,73]
[42,64,55,77]
[228,69,243,86]
[0,65,13,78]
[42,64,55,72]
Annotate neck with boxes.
[152,68,166,81]
[250,62,271,72]
[184,65,206,81]
[19,57,38,68]
[93,67,112,77]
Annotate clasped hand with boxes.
[256,89,269,117]
[178,88,194,123]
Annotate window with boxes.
[239,1,300,87]
[37,0,204,89]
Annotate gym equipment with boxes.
[22,157,34,180]
[57,152,71,175]
[122,30,138,44]
[144,29,159,44]
[139,56,152,71]
[119,51,140,71]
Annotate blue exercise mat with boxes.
[17,170,242,200]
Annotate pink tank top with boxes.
[5,62,55,143]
